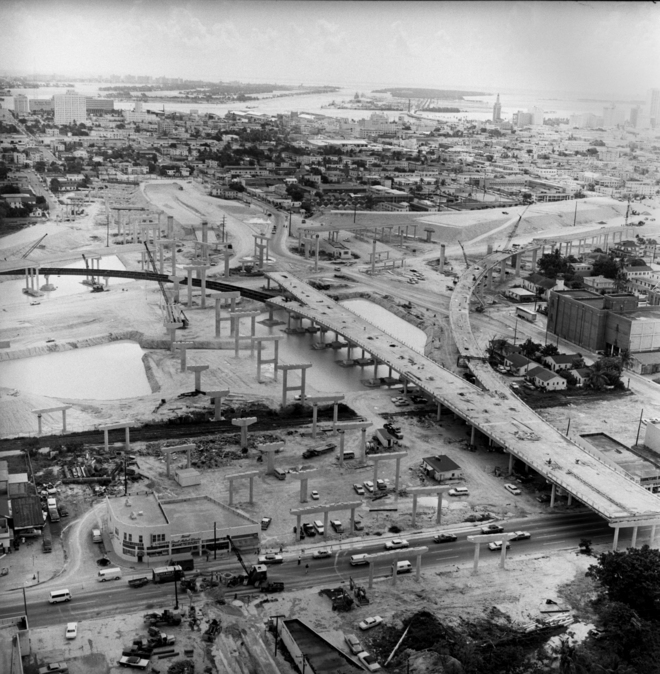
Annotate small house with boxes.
[542,353,583,372]
[570,367,591,388]
[529,366,567,391]
[504,352,535,376]
[421,455,463,482]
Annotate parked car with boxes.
[359,616,384,631]
[376,479,387,491]
[481,524,504,534]
[354,520,364,531]
[385,538,409,550]
[39,664,69,674]
[488,541,511,551]
[448,487,469,497]
[330,519,344,533]
[310,490,320,500]
[504,483,522,495]
[312,549,332,559]
[363,481,374,493]
[302,522,316,537]
[353,483,365,495]
[260,517,272,530]
[345,634,364,655]
[510,531,531,541]
[258,553,283,565]
[118,656,150,669]
[65,622,77,639]
[357,651,382,671]
[433,533,457,544]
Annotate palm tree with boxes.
[587,369,609,391]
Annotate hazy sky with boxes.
[2,1,658,95]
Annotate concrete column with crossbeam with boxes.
[205,389,230,421]
[98,422,132,453]
[231,417,258,450]
[305,394,345,438]
[257,442,285,475]
[213,292,241,337]
[187,364,209,391]
[277,363,312,407]
[32,405,72,436]
[407,486,453,527]
[252,335,285,382]
[225,470,260,506]
[161,444,195,479]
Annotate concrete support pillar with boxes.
[394,457,402,494]
[36,414,42,436]
[531,248,538,269]
[550,482,556,508]
[323,510,329,536]
[470,425,476,446]
[124,426,130,453]
[612,526,620,551]
[248,476,254,504]
[415,555,422,582]
[631,526,638,548]
[436,493,443,525]
[312,403,319,438]
[651,525,656,547]
[299,477,308,503]
[439,244,445,273]
[338,430,346,467]
[186,267,194,308]
[499,541,508,569]
[392,561,398,587]
[411,495,418,527]
[567,493,573,506]
[61,408,67,433]
[368,562,375,589]
[508,452,514,475]
[472,542,481,575]
[514,254,522,277]
[296,514,302,542]
[360,427,367,462]
[436,402,442,421]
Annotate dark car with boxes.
[97,557,112,567]
[302,522,316,537]
[434,533,458,544]
[260,517,272,530]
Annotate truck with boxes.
[516,306,537,323]
[128,576,149,589]
[48,506,60,523]
[302,442,337,459]
[151,565,184,584]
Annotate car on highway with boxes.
[505,483,522,495]
[39,664,69,674]
[363,481,374,493]
[312,549,332,559]
[260,517,272,530]
[384,538,409,550]
[258,553,283,565]
[448,487,469,497]
[118,655,150,669]
[345,633,364,655]
[488,541,511,551]
[433,533,457,544]
[310,490,320,500]
[510,531,531,541]
[357,651,382,671]
[65,622,77,639]
[353,483,365,495]
[481,523,504,534]
[359,616,384,631]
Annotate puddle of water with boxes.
[0,254,134,308]
[340,299,427,353]
[0,341,151,400]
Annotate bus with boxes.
[516,306,537,323]
[152,565,184,584]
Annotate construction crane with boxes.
[226,535,268,587]
[503,203,533,250]
[20,234,48,259]
[143,243,188,327]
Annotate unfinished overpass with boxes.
[265,271,660,548]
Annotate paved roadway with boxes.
[0,511,634,629]
[266,270,660,527]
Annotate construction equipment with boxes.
[143,610,182,627]
[226,535,269,587]
[20,234,48,259]
[457,240,470,269]
[503,203,533,250]
[202,618,222,643]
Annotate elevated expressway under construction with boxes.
[264,270,660,550]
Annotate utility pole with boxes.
[174,573,179,610]
[635,409,644,447]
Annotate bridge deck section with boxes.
[267,271,660,525]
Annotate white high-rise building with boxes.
[14,94,29,114]
[647,88,660,128]
[531,106,544,126]
[53,90,87,125]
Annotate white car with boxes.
[312,549,332,559]
[504,483,522,495]
[384,538,409,550]
[310,490,320,500]
[359,615,383,631]
[363,481,374,493]
[65,622,77,639]
[357,651,382,671]
[258,553,283,565]
[488,541,511,551]
[448,487,469,497]
[510,531,531,541]
[353,483,365,495]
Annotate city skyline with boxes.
[1,0,659,97]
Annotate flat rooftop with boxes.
[107,493,257,534]
[582,433,660,484]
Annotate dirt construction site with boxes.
[3,184,660,673]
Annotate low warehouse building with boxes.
[421,455,464,481]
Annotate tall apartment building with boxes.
[531,106,544,126]
[647,88,660,128]
[492,93,502,123]
[53,90,87,125]
[13,94,29,114]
